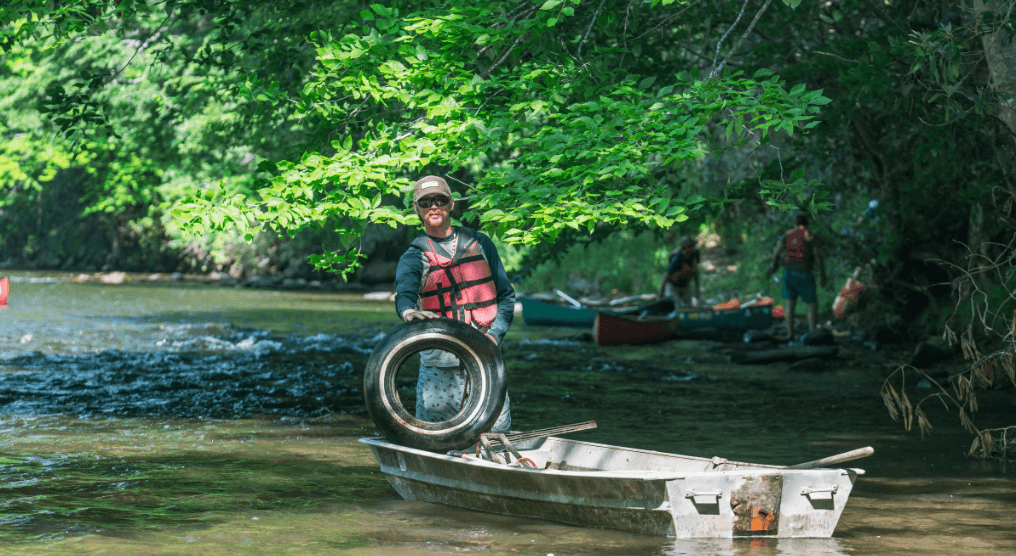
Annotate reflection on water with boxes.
[353,500,855,556]
[663,538,848,556]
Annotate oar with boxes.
[785,446,874,470]
[554,289,583,309]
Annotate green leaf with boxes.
[540,0,562,10]
[638,76,657,89]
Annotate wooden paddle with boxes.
[785,446,874,470]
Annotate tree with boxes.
[168,0,830,275]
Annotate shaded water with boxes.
[1,272,1014,554]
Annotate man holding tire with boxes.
[394,176,516,433]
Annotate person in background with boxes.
[658,235,701,309]
[767,213,829,342]
[394,176,516,432]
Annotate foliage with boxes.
[169,0,830,275]
[516,229,673,296]
[882,191,1016,457]
[6,0,1016,311]
[0,1,360,270]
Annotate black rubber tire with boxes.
[363,318,507,452]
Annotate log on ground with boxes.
[729,345,841,365]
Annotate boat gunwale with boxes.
[359,436,866,478]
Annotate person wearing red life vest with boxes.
[394,176,516,432]
[767,213,829,342]
[657,235,701,308]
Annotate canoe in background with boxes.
[594,313,680,346]
[678,305,773,331]
[522,295,676,327]
[0,277,7,306]
[520,296,600,327]
[594,305,774,346]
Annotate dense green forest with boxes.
[2,0,1015,326]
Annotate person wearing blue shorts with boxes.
[767,213,828,342]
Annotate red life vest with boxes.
[785,226,810,264]
[668,248,698,286]
[412,228,498,327]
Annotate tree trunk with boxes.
[968,201,989,279]
[974,0,1016,143]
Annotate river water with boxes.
[0,272,1013,555]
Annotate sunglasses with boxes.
[417,196,450,208]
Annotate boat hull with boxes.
[679,305,773,331]
[520,296,598,327]
[594,305,774,346]
[594,313,679,346]
[361,436,861,538]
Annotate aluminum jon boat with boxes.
[360,433,867,538]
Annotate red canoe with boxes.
[0,277,7,306]
[594,305,775,346]
[593,313,680,346]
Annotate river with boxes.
[0,272,1013,555]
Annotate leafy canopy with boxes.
[172,0,827,274]
[5,1,827,276]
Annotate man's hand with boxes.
[402,309,440,322]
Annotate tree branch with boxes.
[111,8,175,79]
[711,0,773,80]
[578,0,606,59]
[709,0,750,77]
[481,33,527,78]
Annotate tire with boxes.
[363,318,507,452]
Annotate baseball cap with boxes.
[413,176,453,203]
